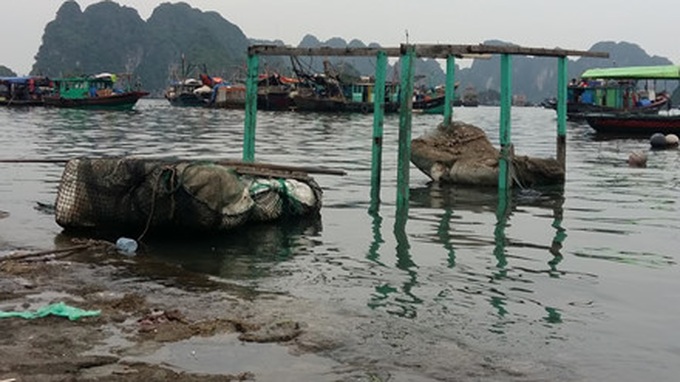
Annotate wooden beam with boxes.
[249,44,608,59]
[412,44,609,59]
[248,45,400,57]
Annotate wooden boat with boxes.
[44,73,148,110]
[413,94,447,114]
[454,86,479,107]
[585,112,680,135]
[256,73,297,111]
[544,65,676,120]
[211,74,298,111]
[288,57,449,114]
[291,74,402,113]
[165,78,210,107]
[0,76,52,106]
[292,75,450,114]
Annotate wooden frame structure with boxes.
[243,43,608,212]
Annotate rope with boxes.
[137,166,177,241]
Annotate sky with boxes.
[2,0,679,75]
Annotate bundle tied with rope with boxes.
[54,158,323,235]
[410,121,565,187]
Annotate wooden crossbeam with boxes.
[249,44,609,59]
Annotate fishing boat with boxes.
[452,86,479,107]
[165,78,210,107]
[44,73,148,110]
[413,94,447,114]
[585,112,680,135]
[290,73,400,113]
[209,74,298,111]
[544,65,675,120]
[256,73,297,111]
[0,76,52,106]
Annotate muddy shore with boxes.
[0,237,569,382]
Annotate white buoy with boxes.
[665,134,679,147]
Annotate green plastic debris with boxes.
[0,302,100,321]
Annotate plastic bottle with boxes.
[115,237,138,255]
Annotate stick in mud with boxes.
[0,244,92,263]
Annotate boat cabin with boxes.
[574,65,678,109]
[52,73,133,99]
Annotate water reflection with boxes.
[408,183,571,322]
[366,194,423,318]
[493,189,511,278]
[366,202,384,266]
[367,181,567,321]
[367,210,422,318]
[57,216,322,284]
[437,208,456,268]
[412,183,567,270]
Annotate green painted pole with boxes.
[556,56,568,172]
[370,51,387,208]
[498,54,512,190]
[243,53,259,162]
[397,45,416,213]
[444,55,455,125]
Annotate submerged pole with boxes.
[498,54,512,190]
[397,45,416,212]
[444,55,456,125]
[370,51,388,208]
[556,56,568,171]
[243,53,259,162]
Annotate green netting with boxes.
[0,302,100,321]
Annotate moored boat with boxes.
[585,112,680,135]
[44,73,148,110]
[0,76,52,106]
[544,65,676,120]
[413,94,447,114]
[165,78,210,107]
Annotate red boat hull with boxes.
[585,113,680,135]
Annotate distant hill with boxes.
[27,1,677,99]
[33,1,147,77]
[32,1,249,93]
[0,66,15,77]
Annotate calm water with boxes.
[1,99,680,381]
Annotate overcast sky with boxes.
[2,0,679,75]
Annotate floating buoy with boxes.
[665,134,679,147]
[650,133,667,148]
[627,150,647,168]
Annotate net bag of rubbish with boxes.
[248,178,320,221]
[54,158,323,233]
[410,121,565,187]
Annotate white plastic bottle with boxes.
[115,237,138,255]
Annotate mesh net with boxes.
[55,158,323,234]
